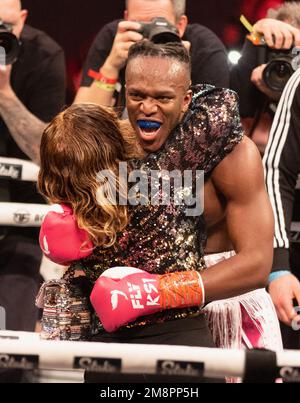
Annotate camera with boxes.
[0,21,21,65]
[137,17,181,44]
[258,43,298,92]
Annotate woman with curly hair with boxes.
[38,103,142,251]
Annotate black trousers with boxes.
[85,314,223,383]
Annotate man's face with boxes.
[126,56,192,152]
[0,0,27,39]
[126,0,186,38]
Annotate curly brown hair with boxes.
[38,103,144,248]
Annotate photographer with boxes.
[0,0,65,336]
[75,0,230,107]
[263,67,300,349]
[231,2,300,151]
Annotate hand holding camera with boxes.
[103,17,181,78]
[253,18,300,49]
[0,20,21,66]
[103,21,144,77]
[0,64,12,95]
[250,19,300,93]
[251,64,281,102]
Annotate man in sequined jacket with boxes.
[81,41,281,382]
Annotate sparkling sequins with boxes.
[39,276,92,341]
[75,85,243,332]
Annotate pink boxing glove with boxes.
[39,204,94,265]
[90,267,205,333]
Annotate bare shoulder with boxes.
[220,136,261,167]
[211,137,265,197]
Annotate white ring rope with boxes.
[1,158,300,234]
[0,203,51,227]
[0,331,299,381]
[0,332,247,378]
[0,157,39,182]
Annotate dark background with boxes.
[21,0,286,99]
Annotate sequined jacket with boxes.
[72,85,244,333]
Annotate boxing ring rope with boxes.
[0,157,39,182]
[0,157,65,279]
[0,203,51,227]
[0,157,48,226]
[0,332,300,382]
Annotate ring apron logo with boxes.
[0,163,22,180]
[74,357,122,373]
[157,360,204,377]
[0,354,39,370]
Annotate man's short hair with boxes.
[267,1,300,28]
[127,40,191,75]
[126,0,186,21]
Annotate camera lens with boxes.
[142,17,181,44]
[263,58,294,92]
[0,31,20,65]
[150,30,181,44]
